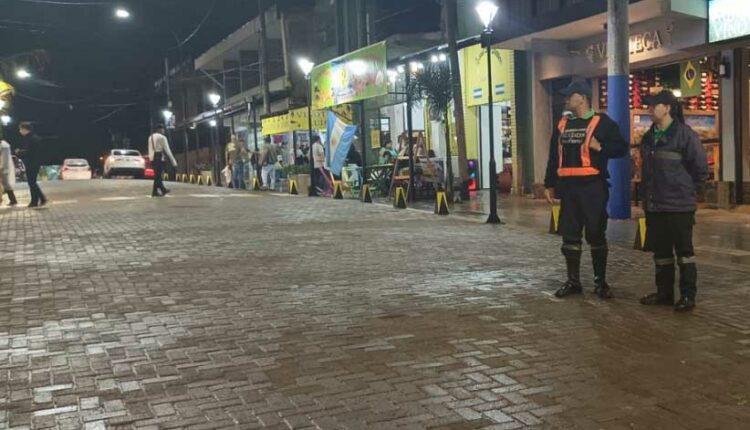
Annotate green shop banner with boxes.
[311,42,388,110]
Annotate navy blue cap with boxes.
[643,90,678,106]
[560,78,592,100]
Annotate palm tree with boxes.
[442,0,468,200]
[412,62,455,197]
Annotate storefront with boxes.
[707,0,750,204]
[461,44,517,193]
[528,11,736,204]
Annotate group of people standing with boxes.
[545,78,707,312]
[0,122,48,207]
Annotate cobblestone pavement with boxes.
[1,180,750,429]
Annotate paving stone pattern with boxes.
[1,181,749,429]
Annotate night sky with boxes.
[1,0,260,164]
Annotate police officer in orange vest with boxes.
[544,78,629,299]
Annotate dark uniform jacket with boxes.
[640,121,708,212]
[544,112,628,190]
[18,133,44,168]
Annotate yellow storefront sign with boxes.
[463,44,514,107]
[261,104,353,136]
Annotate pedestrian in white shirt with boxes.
[0,140,18,206]
[148,124,178,197]
[311,135,329,196]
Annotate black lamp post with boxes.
[476,1,502,224]
[298,58,316,196]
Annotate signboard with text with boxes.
[709,0,750,43]
[310,42,388,110]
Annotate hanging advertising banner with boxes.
[326,111,357,175]
[261,105,354,136]
[709,0,750,43]
[311,42,388,110]
[463,44,515,107]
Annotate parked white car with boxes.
[61,158,92,180]
[104,149,145,178]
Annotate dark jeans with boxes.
[645,212,695,261]
[152,158,167,196]
[26,164,46,205]
[645,211,697,297]
[559,180,609,249]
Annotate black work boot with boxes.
[675,261,697,312]
[591,246,613,299]
[641,263,675,306]
[556,247,583,298]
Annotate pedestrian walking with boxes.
[311,135,329,196]
[544,78,629,299]
[148,123,178,197]
[16,122,47,208]
[229,138,248,189]
[0,140,18,206]
[261,137,281,191]
[638,90,708,312]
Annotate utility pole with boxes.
[258,0,271,114]
[607,0,631,220]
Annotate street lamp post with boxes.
[208,93,222,186]
[476,1,502,224]
[298,58,316,197]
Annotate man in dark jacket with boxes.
[639,90,708,312]
[17,122,47,207]
[544,78,629,299]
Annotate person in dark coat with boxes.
[16,122,47,207]
[638,90,708,312]
[544,78,629,299]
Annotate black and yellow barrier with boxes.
[252,177,261,191]
[549,205,561,235]
[394,186,407,209]
[189,174,196,184]
[634,217,649,251]
[333,181,344,200]
[205,175,213,186]
[162,173,169,181]
[289,179,299,195]
[435,191,449,215]
[360,184,372,203]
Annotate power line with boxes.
[172,0,217,49]
[10,0,112,5]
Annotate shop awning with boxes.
[261,105,353,136]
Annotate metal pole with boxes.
[485,31,501,224]
[253,100,261,185]
[307,77,316,196]
[359,100,368,185]
[406,73,415,202]
[183,129,189,175]
[606,0,631,219]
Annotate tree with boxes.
[442,0,469,200]
[412,62,455,198]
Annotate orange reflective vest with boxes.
[557,114,601,177]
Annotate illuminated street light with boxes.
[476,0,502,225]
[475,1,499,30]
[297,56,316,196]
[16,69,31,80]
[298,58,315,79]
[438,53,447,62]
[209,119,217,127]
[115,8,130,19]
[1,115,11,126]
[672,89,683,98]
[208,93,221,107]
